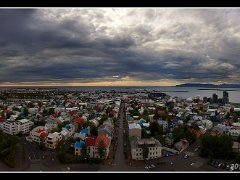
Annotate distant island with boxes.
[176,83,240,88]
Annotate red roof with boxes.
[69,111,77,116]
[37,129,45,133]
[74,117,85,124]
[85,137,96,147]
[110,110,118,114]
[4,109,12,113]
[0,116,6,121]
[51,113,58,118]
[36,129,48,137]
[95,134,111,148]
[40,132,48,138]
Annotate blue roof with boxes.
[80,128,89,134]
[65,124,74,131]
[139,118,146,124]
[75,141,85,148]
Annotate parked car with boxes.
[150,164,155,168]
[184,154,189,159]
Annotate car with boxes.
[184,154,189,159]
[190,163,195,166]
[150,164,155,168]
[214,162,219,168]
[218,163,222,168]
[170,162,174,165]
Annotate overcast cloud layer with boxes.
[1,8,240,86]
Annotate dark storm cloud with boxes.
[1,8,240,85]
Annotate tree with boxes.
[142,143,149,160]
[153,109,160,120]
[141,128,148,138]
[23,107,29,117]
[97,140,106,159]
[48,108,55,115]
[200,134,233,160]
[237,135,240,143]
[149,121,162,136]
[90,125,98,136]
[39,135,45,150]
[154,135,166,145]
[80,144,89,160]
[99,114,108,125]
[82,121,89,129]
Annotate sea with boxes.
[0,86,240,104]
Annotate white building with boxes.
[131,138,162,160]
[228,129,240,137]
[1,119,33,135]
[201,120,213,130]
[45,132,62,149]
[129,123,141,139]
[29,126,48,143]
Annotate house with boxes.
[128,122,141,139]
[30,126,48,143]
[232,142,240,153]
[85,137,97,158]
[89,119,99,127]
[174,139,189,152]
[158,120,168,132]
[109,109,118,118]
[93,134,111,159]
[74,141,85,156]
[0,116,6,122]
[28,108,39,115]
[228,129,240,137]
[74,128,90,140]
[131,137,162,160]
[98,124,113,137]
[45,118,58,132]
[73,117,85,130]
[45,132,62,149]
[103,119,114,129]
[60,124,75,139]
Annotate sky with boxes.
[0,8,240,86]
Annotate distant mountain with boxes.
[175,83,240,88]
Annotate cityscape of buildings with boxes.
[0,88,239,172]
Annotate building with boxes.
[74,128,90,140]
[60,124,75,139]
[1,119,33,135]
[45,132,62,149]
[85,137,97,158]
[212,94,218,104]
[228,129,240,137]
[128,122,141,139]
[93,134,111,159]
[223,91,229,105]
[98,124,113,138]
[174,139,189,152]
[74,141,85,156]
[131,137,162,160]
[30,126,48,143]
